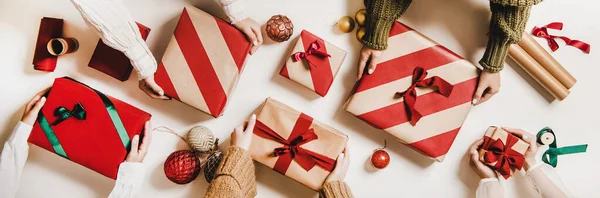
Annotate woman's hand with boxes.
[325,146,350,183]
[231,114,256,151]
[139,76,169,100]
[473,71,500,106]
[468,139,497,179]
[21,88,50,125]
[126,121,152,163]
[233,18,263,55]
[357,46,383,80]
[502,127,538,171]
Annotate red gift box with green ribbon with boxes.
[28,77,151,179]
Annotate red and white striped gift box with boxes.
[345,22,479,162]
[155,7,251,118]
[280,30,346,97]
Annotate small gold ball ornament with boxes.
[356,27,366,41]
[355,9,367,27]
[336,16,355,33]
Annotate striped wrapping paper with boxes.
[155,7,251,118]
[345,22,479,162]
[280,30,346,96]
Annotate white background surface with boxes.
[0,0,598,197]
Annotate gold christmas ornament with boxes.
[356,27,366,41]
[336,16,355,33]
[186,125,218,154]
[355,9,367,27]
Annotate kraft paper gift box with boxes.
[88,22,151,81]
[479,126,530,179]
[155,6,251,118]
[29,77,151,179]
[280,30,347,96]
[345,22,478,162]
[250,98,348,191]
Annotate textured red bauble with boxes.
[370,149,390,169]
[266,15,294,42]
[164,150,201,184]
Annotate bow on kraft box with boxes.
[280,30,347,97]
[29,77,151,179]
[249,98,348,191]
[479,127,529,179]
[155,6,252,118]
[345,22,478,162]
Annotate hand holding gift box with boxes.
[478,126,530,179]
[249,98,348,191]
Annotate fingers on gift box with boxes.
[479,126,529,179]
[28,77,151,179]
[250,98,348,191]
[155,6,252,118]
[345,22,478,162]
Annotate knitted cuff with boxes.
[320,181,354,198]
[479,34,511,72]
[490,0,543,7]
[215,146,256,197]
[361,16,395,50]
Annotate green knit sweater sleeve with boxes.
[361,0,412,50]
[479,0,543,72]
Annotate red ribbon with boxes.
[532,22,591,54]
[291,41,331,68]
[483,135,526,179]
[253,114,336,175]
[395,67,454,125]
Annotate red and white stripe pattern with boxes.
[345,22,478,162]
[155,7,251,118]
[280,30,346,97]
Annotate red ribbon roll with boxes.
[532,22,591,54]
[395,67,454,125]
[483,135,526,179]
[291,41,331,68]
[253,113,336,175]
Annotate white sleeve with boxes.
[0,122,33,198]
[476,178,504,198]
[69,0,157,80]
[526,163,574,198]
[108,162,146,198]
[216,0,246,24]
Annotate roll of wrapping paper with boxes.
[508,44,570,100]
[32,17,64,72]
[518,32,577,89]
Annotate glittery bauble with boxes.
[186,125,218,154]
[203,152,223,183]
[164,150,201,184]
[356,27,366,41]
[266,15,294,42]
[370,149,390,169]
[337,16,355,33]
[355,9,367,27]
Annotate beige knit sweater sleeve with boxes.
[205,146,256,198]
[319,181,354,198]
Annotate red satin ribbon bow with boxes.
[291,41,331,68]
[395,67,454,125]
[253,114,335,175]
[483,135,526,179]
[532,22,591,54]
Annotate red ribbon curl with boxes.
[395,67,454,125]
[253,114,335,175]
[483,135,526,179]
[291,41,331,68]
[532,22,591,54]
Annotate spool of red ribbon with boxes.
[532,22,591,54]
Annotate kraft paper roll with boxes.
[518,33,577,89]
[508,44,570,100]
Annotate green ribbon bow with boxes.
[537,127,588,168]
[52,102,86,125]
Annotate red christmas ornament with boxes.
[370,140,390,169]
[266,15,294,42]
[164,150,201,184]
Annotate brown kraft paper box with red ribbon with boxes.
[28,77,151,179]
[345,22,479,162]
[154,6,251,118]
[88,22,151,81]
[479,126,529,179]
[250,98,348,191]
[280,30,347,97]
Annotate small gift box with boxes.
[345,22,479,162]
[250,98,348,191]
[29,77,151,179]
[479,126,530,179]
[88,22,151,81]
[280,30,346,96]
[155,6,251,118]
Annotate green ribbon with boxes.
[537,127,588,167]
[38,113,68,158]
[52,102,86,125]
